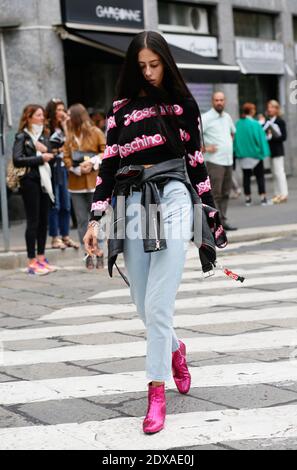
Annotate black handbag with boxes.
[72,150,97,167]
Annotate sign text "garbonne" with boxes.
[95,5,142,22]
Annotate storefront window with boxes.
[158,1,217,35]
[238,74,278,115]
[234,10,275,40]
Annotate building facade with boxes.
[1,0,297,176]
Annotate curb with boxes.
[0,247,83,270]
[226,224,297,243]
[1,224,297,270]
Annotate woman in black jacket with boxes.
[264,100,288,203]
[13,104,56,274]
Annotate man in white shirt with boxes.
[202,92,237,231]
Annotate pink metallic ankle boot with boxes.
[172,340,191,394]
[143,382,166,434]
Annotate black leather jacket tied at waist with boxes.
[106,157,227,285]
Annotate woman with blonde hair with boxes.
[263,99,288,203]
[12,104,56,274]
[63,103,106,268]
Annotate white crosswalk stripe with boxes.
[0,305,296,342]
[1,246,297,449]
[89,274,297,300]
[1,404,297,450]
[1,360,297,406]
[3,328,297,366]
[39,288,297,321]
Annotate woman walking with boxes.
[45,98,79,250]
[264,100,288,204]
[234,102,270,206]
[83,31,216,434]
[63,103,106,268]
[12,104,56,274]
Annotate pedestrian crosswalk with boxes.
[1,245,297,449]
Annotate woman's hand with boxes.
[42,153,54,162]
[83,221,99,256]
[36,141,48,153]
[80,160,93,174]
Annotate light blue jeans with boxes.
[123,180,194,383]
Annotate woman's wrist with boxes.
[88,220,100,229]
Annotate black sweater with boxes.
[90,95,215,220]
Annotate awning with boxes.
[57,27,241,83]
[237,59,284,75]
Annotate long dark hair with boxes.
[45,98,65,134]
[115,31,201,157]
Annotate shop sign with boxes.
[163,33,217,57]
[62,0,145,31]
[236,38,284,61]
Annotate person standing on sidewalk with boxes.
[234,102,270,206]
[63,103,106,269]
[202,92,237,231]
[12,104,56,275]
[263,100,288,204]
[83,31,217,435]
[45,98,79,250]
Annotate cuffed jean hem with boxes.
[146,375,171,383]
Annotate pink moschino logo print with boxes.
[196,176,211,196]
[180,128,190,142]
[188,150,204,167]
[103,144,119,159]
[119,134,166,158]
[96,176,102,186]
[106,115,116,131]
[123,104,183,126]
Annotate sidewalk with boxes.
[1,175,297,269]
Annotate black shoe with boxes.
[96,254,104,269]
[85,254,94,270]
[223,223,238,231]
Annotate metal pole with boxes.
[0,79,10,252]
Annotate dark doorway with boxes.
[63,40,123,112]
[238,74,278,115]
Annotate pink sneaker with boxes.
[172,340,191,394]
[37,257,57,272]
[143,382,166,434]
[27,259,49,276]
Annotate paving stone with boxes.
[228,347,295,363]
[4,338,77,351]
[0,406,34,428]
[172,444,228,450]
[16,398,121,425]
[189,383,297,409]
[185,322,272,336]
[219,438,297,450]
[0,363,97,381]
[258,318,297,329]
[72,356,146,374]
[65,332,144,346]
[0,373,19,383]
[88,389,230,417]
[0,318,38,329]
[188,353,262,367]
